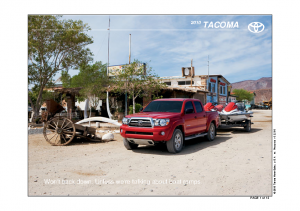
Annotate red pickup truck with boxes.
[120,98,219,153]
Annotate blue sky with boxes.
[61,15,272,83]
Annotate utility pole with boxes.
[207,55,210,86]
[129,34,131,64]
[106,16,113,119]
[208,55,211,103]
[190,59,193,87]
[125,34,131,116]
[208,55,209,76]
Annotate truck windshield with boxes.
[143,101,183,113]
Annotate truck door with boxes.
[193,101,206,132]
[183,101,198,135]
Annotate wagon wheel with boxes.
[43,117,76,146]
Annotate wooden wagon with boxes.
[42,99,98,146]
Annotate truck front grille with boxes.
[129,119,152,127]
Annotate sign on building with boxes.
[219,96,227,106]
[108,65,123,77]
[181,67,195,77]
[108,63,146,77]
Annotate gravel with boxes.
[28,128,44,135]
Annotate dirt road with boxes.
[28,110,272,196]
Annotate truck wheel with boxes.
[244,120,251,132]
[206,123,216,142]
[123,138,138,150]
[166,129,184,153]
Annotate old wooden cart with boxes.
[42,99,98,146]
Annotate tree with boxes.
[28,15,93,120]
[112,60,166,114]
[232,89,254,102]
[61,61,109,109]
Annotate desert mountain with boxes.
[231,77,272,103]
[231,77,272,90]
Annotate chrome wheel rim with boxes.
[174,133,182,150]
[210,124,215,139]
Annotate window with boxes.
[208,83,215,93]
[184,101,194,113]
[143,101,183,113]
[219,85,226,95]
[211,83,215,93]
[164,82,171,86]
[194,101,203,113]
[178,81,194,85]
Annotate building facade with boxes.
[159,76,208,104]
[159,74,230,106]
[203,75,230,106]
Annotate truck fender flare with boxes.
[206,119,216,132]
[167,120,185,141]
[206,112,218,131]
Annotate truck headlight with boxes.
[154,119,170,126]
[122,117,130,125]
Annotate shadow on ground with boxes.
[217,128,262,134]
[130,127,262,155]
[67,137,113,146]
[130,135,232,156]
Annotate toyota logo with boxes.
[248,22,265,33]
[138,120,143,126]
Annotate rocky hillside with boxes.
[251,89,272,103]
[231,77,272,103]
[231,77,272,90]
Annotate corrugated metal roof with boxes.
[159,76,186,80]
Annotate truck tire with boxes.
[123,138,138,150]
[206,122,216,142]
[244,120,251,132]
[166,129,184,153]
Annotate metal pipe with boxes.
[129,34,131,64]
[207,55,210,102]
[106,16,113,119]
[125,34,131,116]
[190,59,193,87]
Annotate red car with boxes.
[120,98,219,153]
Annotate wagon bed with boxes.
[42,99,98,146]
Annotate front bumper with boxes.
[127,138,155,146]
[120,124,172,143]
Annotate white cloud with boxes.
[59,15,271,83]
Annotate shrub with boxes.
[129,103,143,114]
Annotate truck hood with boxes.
[125,112,181,119]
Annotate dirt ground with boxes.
[28,110,272,196]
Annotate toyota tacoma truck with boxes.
[120,98,219,153]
